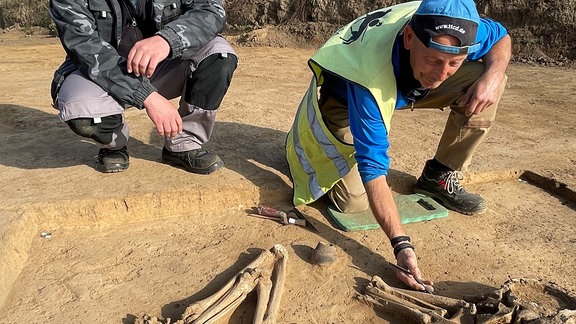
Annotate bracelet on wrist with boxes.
[390,235,411,247]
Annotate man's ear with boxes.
[404,25,414,50]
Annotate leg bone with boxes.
[180,246,282,323]
[262,244,288,324]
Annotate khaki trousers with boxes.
[322,61,507,212]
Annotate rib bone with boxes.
[358,276,576,324]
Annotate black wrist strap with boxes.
[390,235,411,247]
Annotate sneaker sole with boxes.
[95,162,129,173]
[414,187,487,216]
[162,157,224,175]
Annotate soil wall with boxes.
[225,0,576,65]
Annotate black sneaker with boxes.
[162,147,223,175]
[414,161,487,215]
[95,146,129,173]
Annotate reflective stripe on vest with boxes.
[287,77,355,205]
[287,2,420,205]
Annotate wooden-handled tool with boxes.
[248,205,307,226]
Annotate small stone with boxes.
[311,241,337,266]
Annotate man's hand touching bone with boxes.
[395,247,434,293]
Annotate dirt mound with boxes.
[225,0,576,66]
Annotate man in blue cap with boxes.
[286,0,510,291]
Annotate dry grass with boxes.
[0,0,52,29]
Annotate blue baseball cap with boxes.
[410,0,481,55]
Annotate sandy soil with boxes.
[0,32,575,323]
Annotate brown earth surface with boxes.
[1,31,576,323]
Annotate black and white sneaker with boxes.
[414,160,487,215]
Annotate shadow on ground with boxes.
[0,104,291,183]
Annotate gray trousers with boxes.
[56,37,236,152]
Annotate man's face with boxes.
[403,25,468,89]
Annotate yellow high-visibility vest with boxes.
[286,2,420,205]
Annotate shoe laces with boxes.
[441,171,465,194]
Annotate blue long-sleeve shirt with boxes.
[323,18,508,183]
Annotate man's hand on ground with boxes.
[144,92,183,138]
[127,35,170,78]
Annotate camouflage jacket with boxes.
[49,0,227,108]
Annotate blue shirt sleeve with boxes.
[468,18,508,61]
[347,82,390,183]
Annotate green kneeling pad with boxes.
[326,194,448,232]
